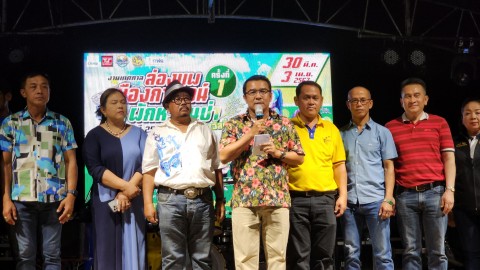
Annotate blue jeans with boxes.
[156,189,214,270]
[342,200,394,270]
[395,185,448,269]
[287,194,337,270]
[13,201,62,270]
[453,208,480,270]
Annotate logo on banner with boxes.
[116,55,129,67]
[145,56,164,66]
[86,54,100,67]
[101,56,114,67]
[132,55,144,67]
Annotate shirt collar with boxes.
[346,118,373,130]
[469,134,480,141]
[292,113,324,128]
[243,108,280,122]
[162,118,199,129]
[20,107,53,122]
[401,112,429,123]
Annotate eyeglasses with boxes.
[245,89,271,97]
[171,97,192,105]
[347,98,371,105]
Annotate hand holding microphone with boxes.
[252,104,266,135]
[255,104,264,120]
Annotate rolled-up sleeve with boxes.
[142,132,159,174]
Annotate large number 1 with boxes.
[217,79,225,96]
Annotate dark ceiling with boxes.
[1,0,480,52]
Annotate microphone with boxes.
[255,104,264,120]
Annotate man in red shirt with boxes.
[385,77,455,269]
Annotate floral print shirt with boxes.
[220,109,304,208]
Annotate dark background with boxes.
[0,1,478,265]
[0,18,479,196]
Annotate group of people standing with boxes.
[0,72,479,270]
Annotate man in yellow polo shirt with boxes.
[287,81,347,270]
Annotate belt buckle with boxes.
[184,187,198,199]
[415,185,426,192]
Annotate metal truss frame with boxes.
[1,0,479,52]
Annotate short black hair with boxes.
[295,81,322,97]
[458,95,480,136]
[242,75,271,94]
[400,77,427,96]
[20,72,50,89]
[95,88,126,123]
[460,96,480,114]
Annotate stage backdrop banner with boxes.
[83,52,333,200]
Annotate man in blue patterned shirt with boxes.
[0,72,78,269]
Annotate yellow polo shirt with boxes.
[288,114,346,192]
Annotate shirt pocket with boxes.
[157,192,173,204]
[365,141,381,153]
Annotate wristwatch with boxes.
[67,189,78,197]
[279,150,287,160]
[383,199,394,206]
[446,186,455,192]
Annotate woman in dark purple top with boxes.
[83,88,147,270]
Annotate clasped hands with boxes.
[117,181,141,213]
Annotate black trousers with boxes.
[287,194,337,270]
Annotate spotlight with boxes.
[382,49,401,66]
[8,48,25,64]
[456,38,475,54]
[451,38,477,86]
[408,49,426,66]
[7,45,29,64]
[451,54,477,87]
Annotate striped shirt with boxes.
[385,112,454,188]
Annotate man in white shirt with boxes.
[142,80,225,269]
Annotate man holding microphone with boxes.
[219,75,304,270]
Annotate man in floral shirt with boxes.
[220,75,304,270]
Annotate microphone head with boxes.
[255,104,264,120]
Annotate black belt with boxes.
[290,190,337,197]
[396,181,445,193]
[157,185,210,199]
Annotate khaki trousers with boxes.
[232,207,290,270]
